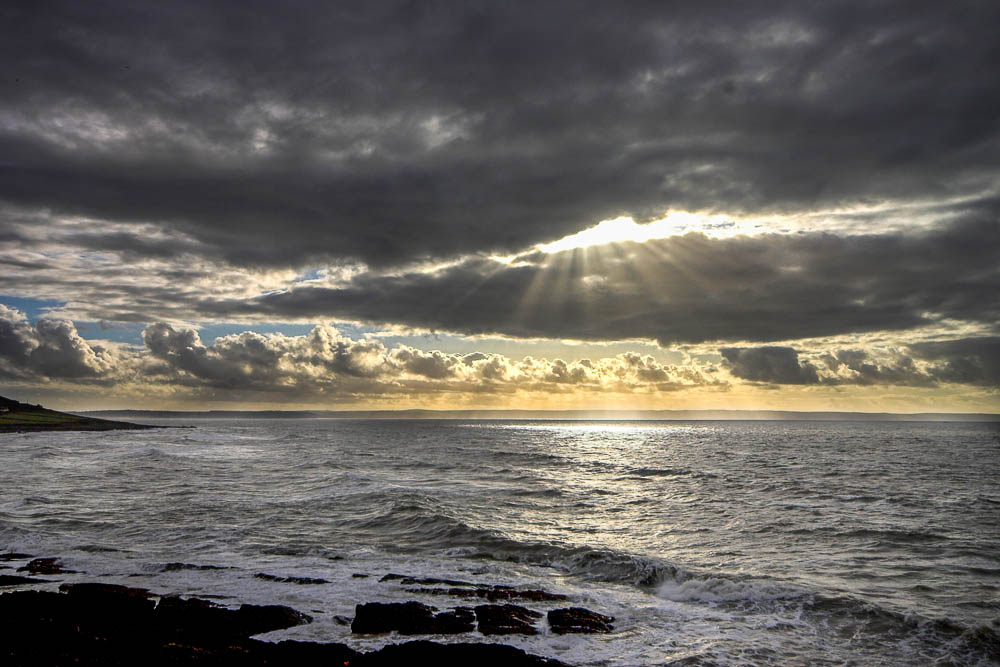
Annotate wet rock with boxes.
[352,572,370,578]
[333,614,352,625]
[365,640,569,665]
[406,584,568,602]
[398,575,478,587]
[352,600,476,635]
[352,600,434,634]
[255,572,330,584]
[161,561,231,572]
[17,557,76,575]
[428,606,477,634]
[379,572,407,582]
[0,586,566,666]
[0,552,32,561]
[474,603,542,635]
[547,607,614,634]
[154,594,312,641]
[237,602,313,636]
[59,582,152,600]
[0,574,46,586]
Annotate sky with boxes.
[1,0,998,412]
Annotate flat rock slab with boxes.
[255,572,330,585]
[60,582,152,599]
[406,585,568,602]
[161,561,232,572]
[548,607,615,634]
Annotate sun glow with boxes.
[533,195,980,256]
[537,211,752,254]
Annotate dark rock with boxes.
[237,602,313,636]
[255,572,330,585]
[154,594,312,641]
[0,584,157,664]
[352,600,436,634]
[333,614,352,625]
[352,572,370,578]
[17,557,76,575]
[547,607,614,634]
[351,600,476,635]
[0,585,566,666]
[379,572,407,582]
[151,595,222,643]
[161,561,231,572]
[59,582,152,601]
[267,639,362,664]
[426,606,476,634]
[60,583,157,639]
[0,552,32,561]
[474,604,542,635]
[398,576,477,587]
[364,640,569,666]
[0,574,46,586]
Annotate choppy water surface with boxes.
[2,419,998,665]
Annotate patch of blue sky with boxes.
[0,295,64,319]
[73,321,146,345]
[294,268,324,282]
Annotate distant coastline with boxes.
[78,408,1000,422]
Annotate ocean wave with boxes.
[807,594,1000,664]
[836,528,951,543]
[654,576,806,603]
[629,467,693,477]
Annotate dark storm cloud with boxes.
[2,0,998,267]
[910,337,1000,386]
[724,338,1000,388]
[720,347,819,385]
[203,217,1000,345]
[819,349,936,387]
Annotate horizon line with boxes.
[77,408,1000,422]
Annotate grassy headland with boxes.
[0,395,157,433]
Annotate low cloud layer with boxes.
[1,308,995,407]
[721,339,1000,388]
[721,347,819,385]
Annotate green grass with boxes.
[0,395,157,432]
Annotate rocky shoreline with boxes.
[0,553,616,665]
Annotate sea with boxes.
[1,419,998,665]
